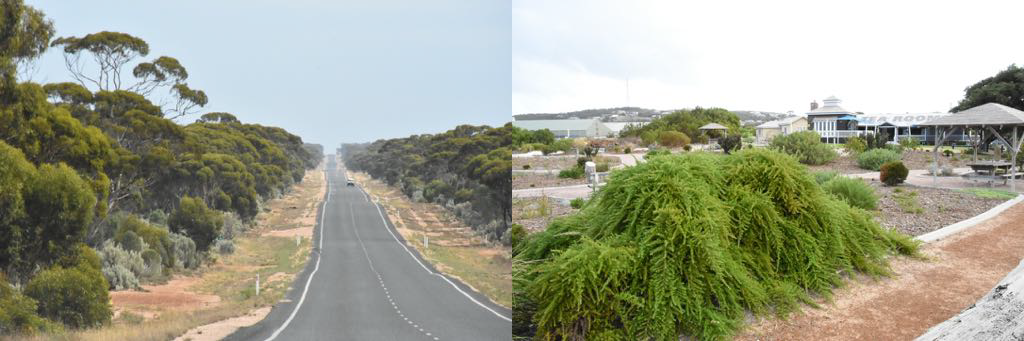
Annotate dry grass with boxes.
[352,172,513,308]
[15,165,326,341]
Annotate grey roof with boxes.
[807,104,852,115]
[698,123,728,130]
[756,116,804,129]
[918,103,1024,126]
[511,119,599,131]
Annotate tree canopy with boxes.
[953,64,1024,112]
[620,107,740,141]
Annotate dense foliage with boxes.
[514,149,917,340]
[769,131,838,165]
[0,0,321,334]
[719,134,742,154]
[342,124,545,241]
[953,64,1024,112]
[857,148,902,171]
[620,107,739,140]
[880,161,909,186]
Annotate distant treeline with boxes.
[341,124,546,242]
[0,1,321,333]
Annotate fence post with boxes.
[255,273,260,297]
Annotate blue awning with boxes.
[837,115,859,120]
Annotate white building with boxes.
[511,119,613,138]
[755,116,808,143]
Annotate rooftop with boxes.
[919,103,1024,126]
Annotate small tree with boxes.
[845,136,867,154]
[168,196,223,251]
[24,264,111,329]
[719,134,742,154]
[880,161,909,186]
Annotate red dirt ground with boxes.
[737,202,1024,340]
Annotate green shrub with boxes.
[569,197,585,209]
[558,167,584,179]
[812,171,839,185]
[942,149,954,157]
[595,163,610,172]
[213,239,235,255]
[822,177,878,210]
[25,265,112,329]
[863,132,889,150]
[0,274,55,335]
[845,136,867,154]
[857,148,901,171]
[522,164,531,170]
[624,147,632,154]
[169,196,224,251]
[696,134,710,144]
[719,134,742,154]
[898,137,920,151]
[115,230,144,252]
[658,130,691,148]
[503,224,527,249]
[112,212,175,269]
[769,131,838,165]
[146,209,168,226]
[880,161,909,186]
[140,249,163,278]
[886,143,905,154]
[517,149,917,340]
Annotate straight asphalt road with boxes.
[227,158,510,340]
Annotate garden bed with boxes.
[513,172,587,190]
[512,197,574,232]
[809,150,967,174]
[869,182,1007,236]
[513,155,623,171]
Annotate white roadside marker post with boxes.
[296,235,300,247]
[256,273,260,296]
[423,234,428,250]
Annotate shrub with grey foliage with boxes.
[169,232,200,269]
[98,241,145,290]
[213,239,235,255]
[221,212,245,240]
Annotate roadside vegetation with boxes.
[0,1,322,337]
[342,124,549,242]
[513,149,918,340]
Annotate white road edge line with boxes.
[265,167,331,341]
[370,201,512,322]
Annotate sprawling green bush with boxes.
[0,274,55,335]
[657,130,690,148]
[24,265,111,329]
[880,161,909,186]
[516,149,917,340]
[844,136,867,154]
[822,177,878,210]
[112,212,175,269]
[569,197,585,209]
[857,148,901,171]
[169,196,223,251]
[558,167,584,179]
[769,131,837,165]
[812,170,839,185]
[98,240,145,290]
[719,134,742,154]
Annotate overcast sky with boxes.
[513,0,1024,116]
[27,0,511,149]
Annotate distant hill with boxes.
[513,107,661,121]
[514,107,794,126]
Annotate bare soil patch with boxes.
[869,182,1006,236]
[737,202,1024,340]
[172,307,271,341]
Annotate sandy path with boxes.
[737,202,1024,340]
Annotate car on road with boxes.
[346,180,355,187]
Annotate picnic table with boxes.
[963,161,1019,186]
[966,161,1013,175]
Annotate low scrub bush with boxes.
[112,212,175,269]
[98,241,145,290]
[880,161,909,186]
[213,239,235,255]
[558,167,584,179]
[595,163,610,172]
[569,197,585,209]
[857,148,901,171]
[658,130,691,148]
[169,196,224,251]
[822,177,878,210]
[169,232,200,270]
[25,265,111,329]
[928,163,955,176]
[769,131,838,165]
[898,137,920,151]
[516,149,917,340]
[845,136,867,154]
[813,171,838,185]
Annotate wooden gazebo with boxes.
[919,103,1024,191]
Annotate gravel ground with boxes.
[869,181,1005,236]
[512,197,575,232]
[513,173,586,189]
[809,150,967,174]
[513,155,622,171]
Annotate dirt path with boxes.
[738,202,1024,340]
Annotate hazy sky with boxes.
[27,0,511,149]
[513,0,1024,116]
